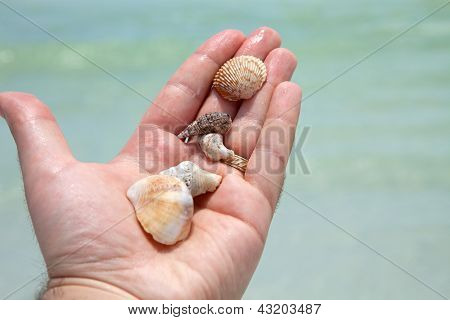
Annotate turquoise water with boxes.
[1,0,449,299]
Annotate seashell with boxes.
[213,55,267,101]
[177,112,232,143]
[198,133,234,161]
[127,175,194,245]
[221,154,248,173]
[160,161,222,197]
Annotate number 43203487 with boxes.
[257,303,321,315]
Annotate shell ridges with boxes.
[213,55,267,101]
[126,175,194,245]
[160,161,222,197]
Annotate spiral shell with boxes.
[221,154,248,173]
[177,112,231,143]
[213,55,267,101]
[198,133,234,161]
[160,161,222,197]
[127,175,194,245]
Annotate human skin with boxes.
[0,27,301,299]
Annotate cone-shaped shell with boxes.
[177,112,231,142]
[213,55,267,101]
[127,175,194,245]
[160,161,222,197]
[198,133,234,161]
[221,154,248,173]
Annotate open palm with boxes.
[0,28,301,299]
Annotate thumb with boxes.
[0,92,75,184]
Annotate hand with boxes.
[0,27,301,299]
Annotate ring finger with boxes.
[225,48,297,159]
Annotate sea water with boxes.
[0,0,449,299]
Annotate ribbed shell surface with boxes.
[126,175,194,245]
[213,55,267,101]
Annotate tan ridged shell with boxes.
[126,175,194,245]
[213,55,267,101]
[160,161,222,197]
[198,133,234,161]
[177,112,231,142]
[221,154,248,173]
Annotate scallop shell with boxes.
[127,175,194,245]
[160,161,222,197]
[177,112,231,143]
[198,133,234,161]
[213,55,267,101]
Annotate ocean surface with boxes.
[0,0,449,299]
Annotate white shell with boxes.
[198,133,234,161]
[127,175,194,245]
[213,55,267,101]
[160,161,222,197]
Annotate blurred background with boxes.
[0,0,449,299]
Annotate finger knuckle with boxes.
[278,81,301,94]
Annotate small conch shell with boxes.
[198,133,234,161]
[177,112,232,143]
[127,175,194,245]
[160,161,222,197]
[213,55,267,101]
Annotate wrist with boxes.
[41,277,138,300]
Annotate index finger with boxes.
[120,30,245,156]
[141,30,244,132]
